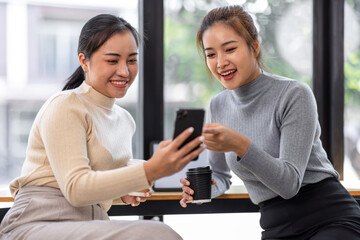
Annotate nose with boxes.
[217,53,229,69]
[117,61,129,77]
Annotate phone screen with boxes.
[173,108,205,160]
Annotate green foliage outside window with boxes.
[345,49,360,107]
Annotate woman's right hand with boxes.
[179,178,216,208]
[144,127,204,183]
[179,178,193,208]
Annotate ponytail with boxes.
[62,66,84,91]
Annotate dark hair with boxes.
[63,14,140,90]
[196,5,263,76]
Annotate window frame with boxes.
[313,0,344,179]
[139,0,164,159]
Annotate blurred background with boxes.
[1,0,360,184]
[0,0,360,238]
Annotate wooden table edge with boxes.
[1,191,360,203]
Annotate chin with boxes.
[221,82,238,90]
[113,93,126,99]
[115,91,128,98]
[107,88,127,98]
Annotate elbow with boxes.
[67,197,86,207]
[278,163,303,199]
[64,189,87,207]
[214,171,232,190]
[62,171,94,207]
[63,182,90,207]
[278,179,302,200]
[280,190,299,200]
[225,178,232,190]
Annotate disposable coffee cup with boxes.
[127,159,151,197]
[186,166,212,204]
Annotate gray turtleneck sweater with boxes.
[208,72,339,205]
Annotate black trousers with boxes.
[258,177,360,240]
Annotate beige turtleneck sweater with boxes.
[10,81,150,211]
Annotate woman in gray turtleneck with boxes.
[180,5,360,240]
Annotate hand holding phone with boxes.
[173,108,205,160]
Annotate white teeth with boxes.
[220,70,236,76]
[112,81,127,85]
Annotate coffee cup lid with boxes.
[187,166,211,173]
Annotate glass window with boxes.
[0,3,7,185]
[27,6,120,84]
[164,0,313,185]
[0,3,5,78]
[344,0,360,181]
[0,1,140,187]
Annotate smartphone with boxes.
[173,108,205,160]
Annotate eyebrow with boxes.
[204,40,239,51]
[104,52,139,57]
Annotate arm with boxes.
[203,103,232,197]
[40,96,150,206]
[239,83,318,199]
[180,104,232,207]
[209,150,232,198]
[203,83,319,199]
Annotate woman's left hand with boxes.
[202,123,250,157]
[121,191,152,207]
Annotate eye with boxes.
[206,53,215,58]
[128,58,138,64]
[106,60,118,64]
[226,47,236,53]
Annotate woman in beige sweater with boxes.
[0,14,203,240]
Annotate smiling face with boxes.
[80,31,138,98]
[202,23,260,90]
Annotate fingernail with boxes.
[136,197,141,201]
[199,136,204,142]
[188,127,194,133]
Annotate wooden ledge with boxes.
[1,182,360,203]
[0,197,13,202]
[0,192,250,203]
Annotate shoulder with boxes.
[37,90,88,124]
[209,89,230,107]
[263,72,314,102]
[49,90,84,106]
[266,72,311,92]
[267,74,318,119]
[46,90,86,112]
[282,80,314,104]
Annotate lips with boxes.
[219,69,237,80]
[110,80,128,88]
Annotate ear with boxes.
[253,39,260,57]
[78,53,88,72]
